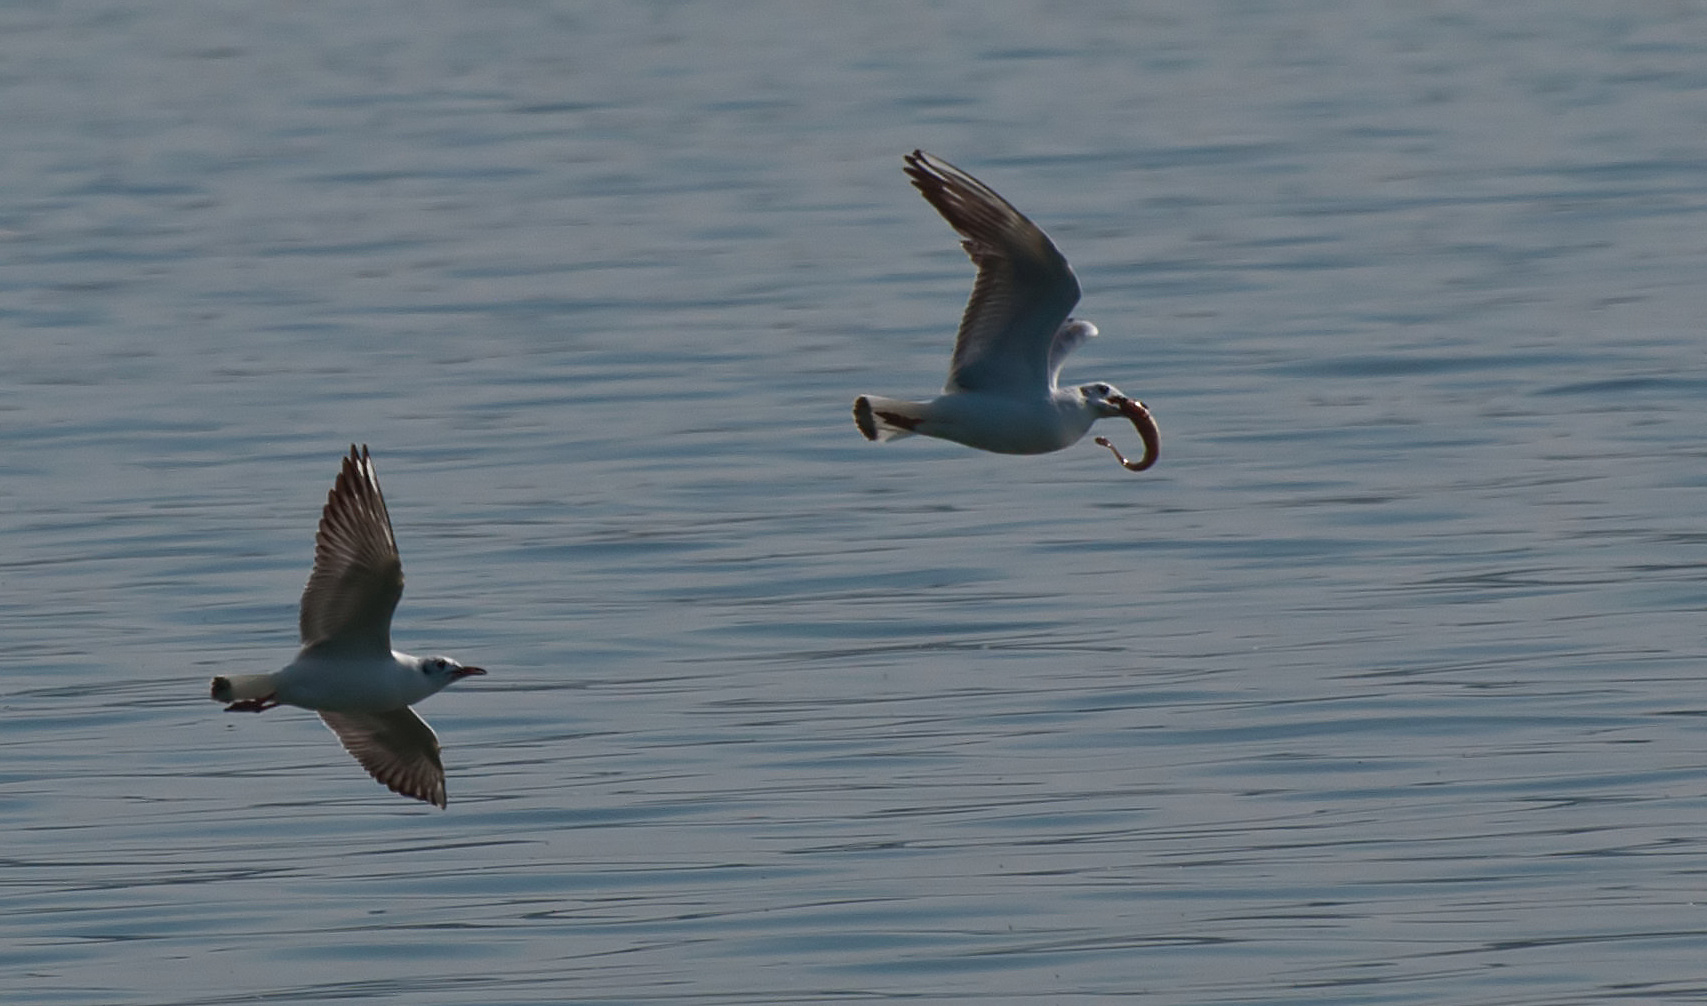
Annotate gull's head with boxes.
[419,655,487,689]
[1078,382,1161,473]
[1078,382,1132,418]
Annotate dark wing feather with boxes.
[318,708,448,808]
[904,150,1080,396]
[299,445,403,656]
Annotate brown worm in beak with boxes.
[1094,398,1160,472]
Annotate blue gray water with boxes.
[5,2,1707,1003]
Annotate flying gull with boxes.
[853,150,1159,471]
[211,445,485,808]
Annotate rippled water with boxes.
[6,2,1707,1003]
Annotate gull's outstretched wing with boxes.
[904,150,1081,396]
[299,445,402,657]
[319,707,447,808]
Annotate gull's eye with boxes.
[1091,383,1110,396]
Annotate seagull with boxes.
[210,445,485,808]
[853,150,1159,472]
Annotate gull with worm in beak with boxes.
[210,444,485,808]
[853,150,1159,472]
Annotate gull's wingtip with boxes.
[334,444,387,493]
[902,149,950,190]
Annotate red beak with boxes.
[453,666,487,678]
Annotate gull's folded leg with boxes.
[223,696,279,713]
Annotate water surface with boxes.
[5,3,1707,1003]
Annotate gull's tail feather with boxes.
[853,395,926,442]
[210,673,275,703]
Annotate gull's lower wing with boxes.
[318,707,447,808]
